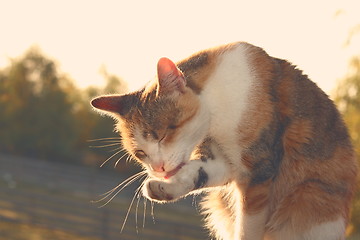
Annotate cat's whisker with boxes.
[107,147,124,153]
[99,172,141,197]
[100,149,124,168]
[141,175,150,229]
[114,152,132,168]
[125,154,133,163]
[142,195,147,228]
[135,193,140,233]
[93,171,146,206]
[121,180,146,233]
[100,172,146,207]
[89,142,121,148]
[135,182,144,233]
[150,201,156,224]
[87,137,121,142]
[105,173,145,205]
[120,191,138,233]
[88,140,121,144]
[192,195,201,213]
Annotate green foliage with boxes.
[334,57,360,235]
[0,47,127,166]
[335,58,360,149]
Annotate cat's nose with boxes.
[149,162,165,172]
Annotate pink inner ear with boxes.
[91,96,121,113]
[157,57,186,93]
[157,57,180,79]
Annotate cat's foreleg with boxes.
[143,139,230,202]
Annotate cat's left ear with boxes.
[91,94,135,116]
[157,57,186,95]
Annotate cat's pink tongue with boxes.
[164,163,185,179]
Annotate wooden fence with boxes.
[0,154,208,240]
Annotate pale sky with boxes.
[0,0,359,94]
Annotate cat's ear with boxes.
[157,57,186,95]
[91,94,135,116]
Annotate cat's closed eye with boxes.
[134,150,147,160]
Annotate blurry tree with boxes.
[335,58,360,150]
[0,47,129,168]
[0,47,78,159]
[334,56,360,235]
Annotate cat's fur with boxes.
[91,42,358,240]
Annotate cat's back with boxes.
[270,56,357,207]
[238,43,357,185]
[241,45,358,231]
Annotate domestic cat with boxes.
[91,42,358,240]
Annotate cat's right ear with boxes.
[91,94,134,116]
[157,57,186,95]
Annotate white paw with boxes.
[143,178,193,202]
[143,179,175,202]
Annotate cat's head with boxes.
[91,57,210,179]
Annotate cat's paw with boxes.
[143,178,193,202]
[143,180,175,202]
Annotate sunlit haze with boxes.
[1,0,359,94]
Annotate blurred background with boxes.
[0,0,359,239]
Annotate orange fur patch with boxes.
[243,181,271,214]
[283,119,313,157]
[267,179,347,233]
